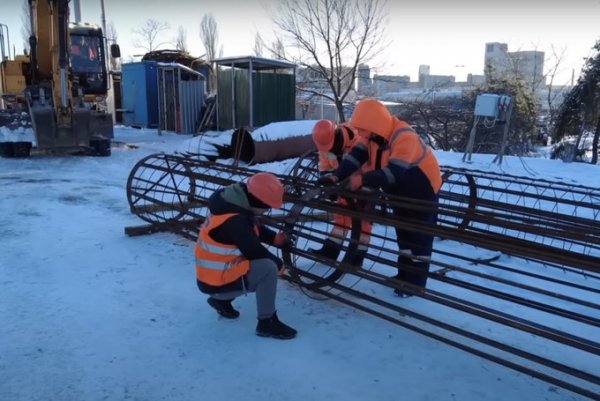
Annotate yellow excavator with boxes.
[0,0,118,156]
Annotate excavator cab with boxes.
[69,24,108,96]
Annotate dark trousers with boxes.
[390,182,438,288]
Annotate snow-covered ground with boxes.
[1,124,598,401]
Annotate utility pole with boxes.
[100,0,107,39]
[0,23,10,60]
[73,0,81,23]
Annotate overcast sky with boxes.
[1,0,599,83]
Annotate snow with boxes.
[1,122,598,401]
[0,126,36,145]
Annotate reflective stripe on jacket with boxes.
[195,212,259,286]
[365,121,442,194]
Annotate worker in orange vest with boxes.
[318,99,442,296]
[195,172,297,339]
[310,119,372,267]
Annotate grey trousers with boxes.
[211,258,278,319]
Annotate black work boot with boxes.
[341,249,368,269]
[309,238,342,260]
[392,255,414,297]
[256,311,297,340]
[207,297,240,319]
[392,256,428,297]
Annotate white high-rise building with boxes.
[484,42,545,87]
[357,63,372,93]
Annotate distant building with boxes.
[484,42,510,76]
[292,42,565,121]
[357,63,372,94]
[484,42,545,87]
[420,74,455,89]
[372,74,410,96]
[415,64,455,89]
[296,66,329,91]
[467,74,486,86]
[418,64,430,81]
[510,50,545,86]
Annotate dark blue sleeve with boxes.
[217,215,283,267]
[362,170,388,189]
[363,162,408,190]
[258,225,277,244]
[335,145,369,180]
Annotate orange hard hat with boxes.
[311,119,336,152]
[246,172,284,209]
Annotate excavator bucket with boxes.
[26,85,113,154]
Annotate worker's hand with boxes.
[278,264,287,276]
[317,174,339,186]
[273,231,293,248]
[327,192,339,202]
[345,175,363,191]
[361,172,380,190]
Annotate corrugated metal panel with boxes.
[217,68,233,129]
[216,62,296,130]
[157,65,206,134]
[253,71,295,127]
[121,62,158,128]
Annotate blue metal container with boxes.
[121,61,158,128]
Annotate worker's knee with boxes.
[249,258,278,280]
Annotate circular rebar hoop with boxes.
[440,171,477,230]
[287,150,320,195]
[126,153,195,224]
[282,188,345,288]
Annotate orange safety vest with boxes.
[364,121,442,194]
[195,212,259,286]
[319,125,372,245]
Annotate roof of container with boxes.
[213,56,296,70]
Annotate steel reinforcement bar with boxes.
[125,153,600,399]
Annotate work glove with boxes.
[361,172,380,190]
[344,175,363,191]
[327,193,339,202]
[273,231,293,248]
[317,174,339,186]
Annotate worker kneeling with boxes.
[195,172,297,339]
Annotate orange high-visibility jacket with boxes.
[350,120,442,194]
[195,212,259,286]
[374,120,441,193]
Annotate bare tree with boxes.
[106,21,120,71]
[554,39,600,164]
[106,21,118,44]
[543,45,570,125]
[270,0,388,121]
[175,26,188,53]
[132,19,171,53]
[271,38,286,60]
[199,13,221,62]
[20,0,32,54]
[253,33,264,57]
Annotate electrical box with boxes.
[496,95,511,122]
[474,94,499,117]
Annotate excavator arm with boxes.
[26,0,113,153]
